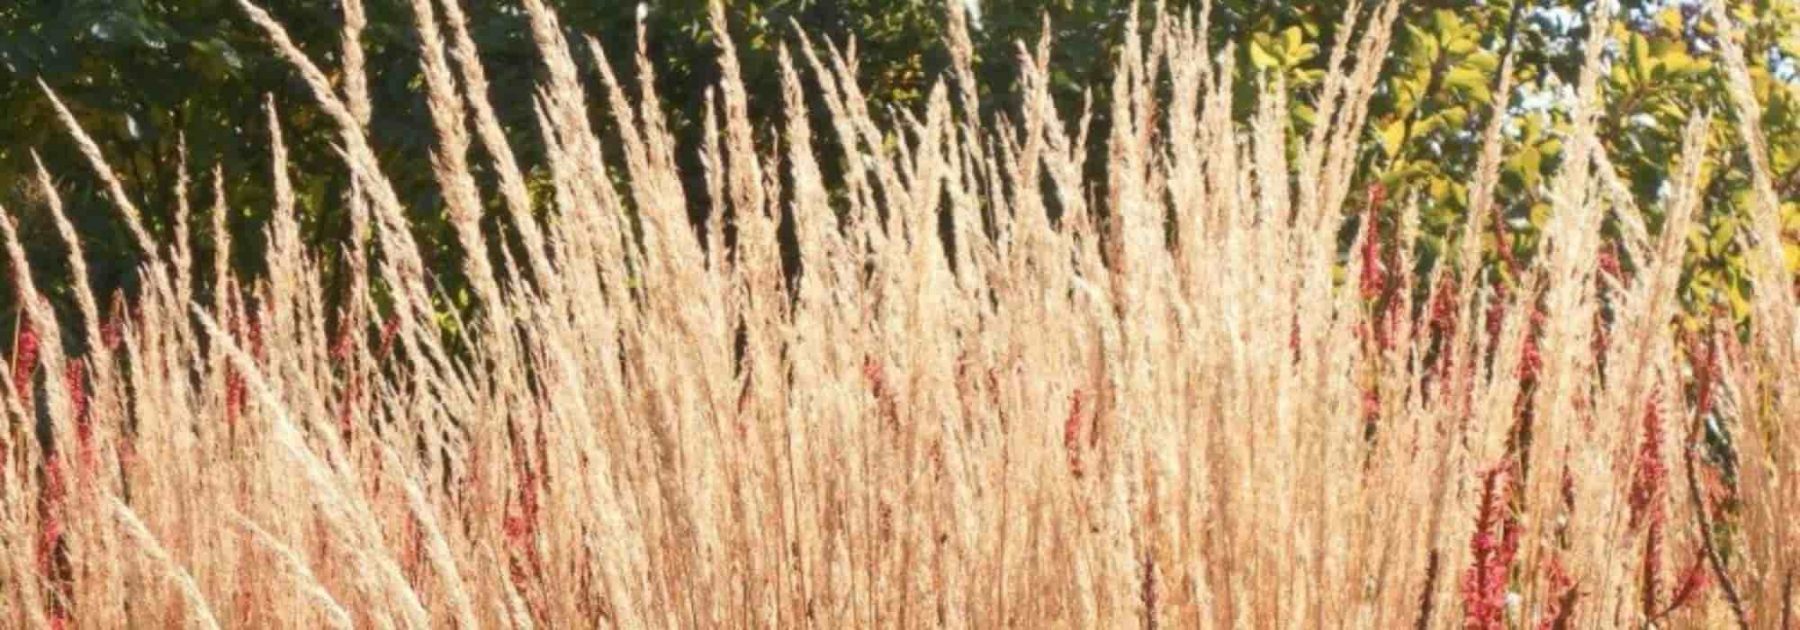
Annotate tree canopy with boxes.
[2,0,1795,338]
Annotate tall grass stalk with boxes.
[1,0,1793,627]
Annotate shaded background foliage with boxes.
[1,0,1795,345]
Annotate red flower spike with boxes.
[13,318,40,403]
[1663,548,1711,617]
[1535,554,1578,630]
[1064,388,1086,478]
[1463,461,1519,630]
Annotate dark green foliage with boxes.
[2,0,1795,344]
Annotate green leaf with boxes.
[1431,10,1462,41]
[1445,66,1491,103]
[1249,38,1278,71]
[1508,148,1543,187]
[1711,218,1737,255]
[1464,51,1498,73]
[1630,33,1651,82]
[1378,120,1406,157]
